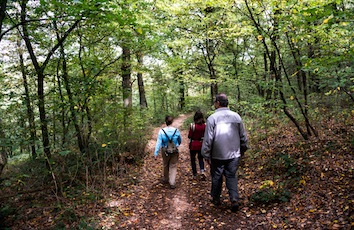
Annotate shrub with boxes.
[250,187,291,205]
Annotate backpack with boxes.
[189,123,195,148]
[161,128,179,156]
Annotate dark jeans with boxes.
[190,150,205,175]
[210,157,240,202]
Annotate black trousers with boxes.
[189,149,205,175]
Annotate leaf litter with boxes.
[0,113,353,229]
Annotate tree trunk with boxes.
[21,0,51,161]
[203,38,218,104]
[0,150,6,176]
[122,44,132,130]
[122,45,132,108]
[55,53,68,147]
[121,43,132,131]
[82,100,92,149]
[18,39,37,159]
[21,0,81,163]
[245,0,310,140]
[0,120,7,176]
[62,27,86,154]
[0,0,7,38]
[178,71,185,110]
[136,52,148,109]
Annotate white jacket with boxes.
[201,107,248,160]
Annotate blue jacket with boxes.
[154,126,182,157]
[201,107,248,160]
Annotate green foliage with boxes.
[7,154,31,165]
[0,205,16,228]
[249,150,303,206]
[267,152,303,178]
[77,221,98,230]
[60,208,78,223]
[230,97,271,118]
[184,94,210,114]
[250,187,291,205]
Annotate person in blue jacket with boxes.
[154,115,182,189]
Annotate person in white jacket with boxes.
[202,93,248,212]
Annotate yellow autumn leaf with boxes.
[322,16,333,25]
[260,180,274,189]
[102,143,107,147]
[136,27,143,34]
[299,179,306,185]
[323,18,330,24]
[290,95,294,100]
[257,35,263,41]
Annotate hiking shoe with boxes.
[170,184,176,189]
[199,173,206,181]
[231,201,239,212]
[160,178,169,184]
[212,199,221,206]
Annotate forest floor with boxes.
[0,112,353,229]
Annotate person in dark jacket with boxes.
[188,110,206,177]
[201,93,248,212]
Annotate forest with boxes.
[0,0,353,229]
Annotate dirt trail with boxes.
[102,113,211,229]
[140,113,194,229]
[101,114,252,229]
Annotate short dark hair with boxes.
[215,93,228,107]
[165,115,174,126]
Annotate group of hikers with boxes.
[153,93,249,212]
